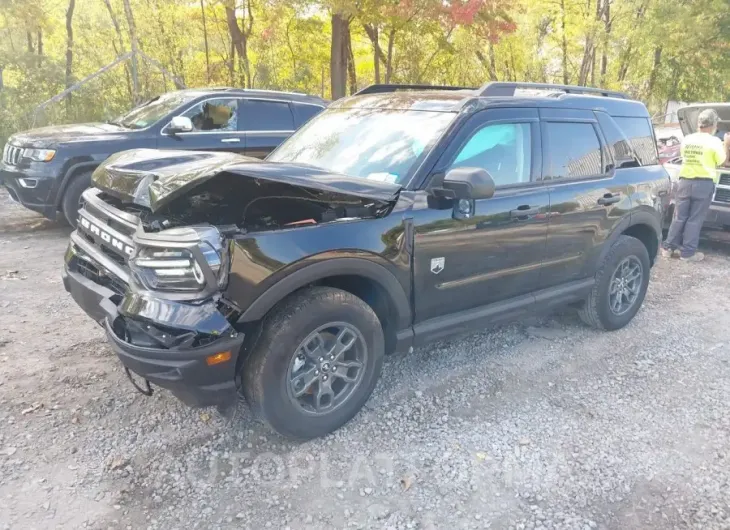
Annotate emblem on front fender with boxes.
[430,257,445,274]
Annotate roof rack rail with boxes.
[354,84,474,96]
[478,82,629,99]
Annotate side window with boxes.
[613,117,659,166]
[182,99,238,132]
[544,122,603,179]
[243,100,295,132]
[448,122,532,187]
[292,103,324,127]
[595,112,634,167]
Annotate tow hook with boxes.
[124,367,153,397]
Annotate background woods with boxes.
[0,0,728,142]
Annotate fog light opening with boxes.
[18,178,38,189]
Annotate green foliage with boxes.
[0,0,728,143]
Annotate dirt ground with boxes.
[2,187,730,530]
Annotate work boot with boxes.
[661,248,680,258]
[680,252,705,262]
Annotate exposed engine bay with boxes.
[90,149,400,233]
[138,173,394,232]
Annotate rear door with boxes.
[157,97,246,153]
[538,108,631,289]
[242,99,297,159]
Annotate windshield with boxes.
[115,92,198,130]
[267,107,456,184]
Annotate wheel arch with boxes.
[599,211,661,267]
[237,258,413,356]
[55,160,97,210]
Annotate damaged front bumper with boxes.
[63,234,244,408]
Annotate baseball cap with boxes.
[697,108,720,129]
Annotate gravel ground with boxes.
[2,187,730,530]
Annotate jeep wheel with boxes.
[61,170,93,228]
[241,286,384,440]
[578,235,650,330]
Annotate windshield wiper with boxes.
[106,120,127,128]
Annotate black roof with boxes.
[335,82,649,118]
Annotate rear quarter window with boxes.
[613,117,659,166]
[292,103,325,127]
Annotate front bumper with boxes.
[63,240,244,408]
[1,166,59,219]
[703,203,730,230]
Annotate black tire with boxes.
[61,171,93,228]
[241,286,385,440]
[578,235,651,331]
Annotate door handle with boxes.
[597,193,621,206]
[221,138,241,143]
[510,205,540,219]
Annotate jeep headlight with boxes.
[22,148,56,162]
[131,227,230,292]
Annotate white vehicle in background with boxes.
[662,103,730,232]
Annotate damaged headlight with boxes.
[131,226,230,293]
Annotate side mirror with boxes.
[167,116,193,135]
[442,167,495,200]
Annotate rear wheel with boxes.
[61,170,93,228]
[578,235,650,331]
[241,286,384,440]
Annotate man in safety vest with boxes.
[662,109,730,262]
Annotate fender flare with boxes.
[597,210,662,265]
[54,161,98,208]
[237,257,412,330]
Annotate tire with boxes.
[61,171,93,228]
[241,286,385,440]
[578,235,651,331]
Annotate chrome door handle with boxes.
[221,138,241,143]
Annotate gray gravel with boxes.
[2,187,730,530]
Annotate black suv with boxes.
[62,82,670,440]
[1,88,326,226]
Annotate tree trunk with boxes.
[475,45,498,81]
[37,31,43,56]
[65,0,76,118]
[363,24,384,84]
[225,1,253,88]
[346,23,356,94]
[200,0,211,83]
[385,29,395,84]
[26,31,34,53]
[122,0,140,104]
[102,0,133,101]
[330,13,348,99]
[600,0,611,85]
[646,46,662,100]
[560,0,569,84]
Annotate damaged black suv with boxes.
[63,82,670,439]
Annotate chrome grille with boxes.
[2,144,22,166]
[719,173,730,187]
[75,255,127,297]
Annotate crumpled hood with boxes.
[9,123,129,149]
[92,148,402,212]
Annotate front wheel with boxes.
[241,286,384,440]
[578,235,651,331]
[61,170,93,228]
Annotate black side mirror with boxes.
[442,167,495,200]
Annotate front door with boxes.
[411,108,549,343]
[157,97,246,153]
[241,99,297,159]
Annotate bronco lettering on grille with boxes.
[79,217,135,256]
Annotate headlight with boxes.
[22,148,56,162]
[130,227,230,292]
